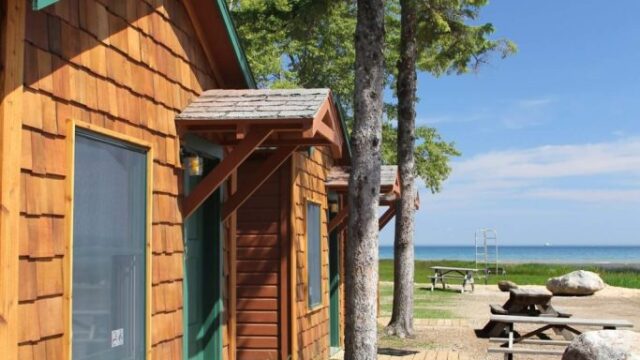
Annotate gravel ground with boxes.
[378,283,640,359]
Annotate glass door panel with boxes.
[72,130,147,360]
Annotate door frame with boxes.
[327,195,341,351]
[64,119,153,360]
[182,135,224,360]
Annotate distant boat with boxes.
[544,242,552,247]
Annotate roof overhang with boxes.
[326,165,421,232]
[183,0,256,89]
[326,165,400,199]
[176,89,347,158]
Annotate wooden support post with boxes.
[289,155,298,360]
[279,163,290,360]
[182,127,272,219]
[221,145,298,222]
[229,170,237,360]
[378,203,397,230]
[327,205,349,233]
[0,1,25,358]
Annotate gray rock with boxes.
[497,280,518,292]
[562,330,640,360]
[546,270,605,296]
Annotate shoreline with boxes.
[379,258,640,270]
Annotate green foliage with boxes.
[379,260,640,289]
[227,0,515,191]
[227,0,357,106]
[382,125,461,193]
[414,0,517,76]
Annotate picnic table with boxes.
[480,288,571,338]
[487,314,634,359]
[429,266,478,293]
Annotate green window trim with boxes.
[306,201,323,309]
[33,0,58,10]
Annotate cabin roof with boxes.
[176,88,348,161]
[326,165,399,194]
[176,89,330,121]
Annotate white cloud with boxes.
[454,137,640,180]
[501,97,555,129]
[425,137,640,206]
[416,96,557,129]
[517,97,554,108]
[524,188,640,202]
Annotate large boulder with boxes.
[497,280,518,292]
[562,330,640,360]
[546,270,605,296]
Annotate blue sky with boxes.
[380,0,640,246]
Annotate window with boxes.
[306,202,322,308]
[72,129,148,360]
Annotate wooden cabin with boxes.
[0,1,401,360]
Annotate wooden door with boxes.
[236,157,290,360]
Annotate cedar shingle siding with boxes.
[18,1,219,358]
[292,148,333,360]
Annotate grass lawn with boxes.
[378,282,457,320]
[379,259,640,289]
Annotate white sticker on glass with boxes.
[111,328,124,348]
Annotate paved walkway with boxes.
[331,347,472,360]
[378,350,470,359]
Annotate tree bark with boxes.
[344,0,385,359]
[384,0,417,339]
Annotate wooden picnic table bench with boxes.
[487,314,634,359]
[480,288,572,338]
[429,266,478,293]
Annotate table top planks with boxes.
[489,314,634,328]
[430,266,479,272]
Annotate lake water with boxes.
[379,246,640,264]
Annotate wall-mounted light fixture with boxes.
[185,155,203,176]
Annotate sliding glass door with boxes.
[72,130,147,360]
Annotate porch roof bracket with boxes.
[182,127,273,219]
[378,203,397,231]
[327,204,349,233]
[221,145,299,222]
[303,98,343,158]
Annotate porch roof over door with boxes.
[176,88,346,158]
[325,165,420,233]
[176,88,349,219]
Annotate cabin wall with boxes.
[235,156,290,360]
[291,148,333,360]
[17,1,222,358]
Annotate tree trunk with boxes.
[344,0,385,359]
[384,0,417,339]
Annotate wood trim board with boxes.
[63,119,153,360]
[0,1,25,358]
[289,156,298,360]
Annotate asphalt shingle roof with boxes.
[176,88,331,121]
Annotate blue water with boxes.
[379,246,640,264]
